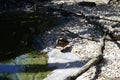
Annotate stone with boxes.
[44,48,84,80]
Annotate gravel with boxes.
[36,3,120,80]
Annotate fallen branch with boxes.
[67,34,106,80]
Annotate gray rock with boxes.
[44,48,84,80]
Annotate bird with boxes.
[56,38,69,48]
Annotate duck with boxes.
[56,38,69,48]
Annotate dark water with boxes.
[0,12,57,80]
[0,12,57,59]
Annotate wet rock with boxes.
[45,48,84,80]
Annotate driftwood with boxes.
[66,33,106,80]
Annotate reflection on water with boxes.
[0,64,25,73]
[0,12,57,80]
[0,12,57,51]
[0,12,57,61]
[14,55,27,64]
[0,55,27,80]
[0,52,49,80]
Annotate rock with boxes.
[44,48,84,80]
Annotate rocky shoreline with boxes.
[39,2,120,80]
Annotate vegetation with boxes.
[0,51,50,80]
[18,51,50,80]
